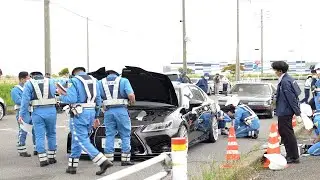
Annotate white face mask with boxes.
[204,76,209,80]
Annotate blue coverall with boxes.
[59,72,108,169]
[314,79,320,110]
[19,76,57,165]
[307,113,320,155]
[196,77,208,93]
[10,84,36,154]
[217,110,232,129]
[234,105,260,138]
[98,74,134,163]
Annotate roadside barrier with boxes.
[221,126,240,168]
[97,137,188,180]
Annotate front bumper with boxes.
[67,126,180,157]
[218,103,273,115]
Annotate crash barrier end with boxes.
[97,137,188,180]
[171,137,188,180]
[221,126,240,168]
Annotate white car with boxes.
[0,97,7,120]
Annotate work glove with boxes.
[296,115,303,123]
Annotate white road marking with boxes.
[0,128,16,132]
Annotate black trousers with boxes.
[278,115,299,159]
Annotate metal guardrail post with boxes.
[171,137,188,180]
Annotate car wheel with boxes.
[266,109,275,118]
[206,116,219,143]
[0,104,4,120]
[178,125,189,151]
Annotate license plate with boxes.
[101,138,122,149]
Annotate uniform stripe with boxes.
[105,153,114,161]
[39,157,48,162]
[94,153,107,166]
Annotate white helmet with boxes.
[314,63,320,74]
[225,95,240,106]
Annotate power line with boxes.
[22,0,130,33]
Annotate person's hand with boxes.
[18,116,23,124]
[56,87,66,95]
[295,116,303,123]
[93,119,100,129]
[128,100,135,106]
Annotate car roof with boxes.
[234,81,272,85]
[172,81,193,88]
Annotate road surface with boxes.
[0,80,306,180]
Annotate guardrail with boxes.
[97,137,188,180]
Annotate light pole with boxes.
[44,0,51,74]
[182,0,187,73]
[86,17,90,72]
[235,0,240,81]
[260,9,264,76]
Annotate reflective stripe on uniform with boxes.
[105,153,114,162]
[68,158,79,167]
[239,104,257,121]
[17,145,27,153]
[15,85,24,91]
[92,152,107,166]
[102,76,128,106]
[74,75,97,103]
[121,153,131,162]
[47,150,56,158]
[71,103,96,108]
[38,153,48,162]
[30,78,56,106]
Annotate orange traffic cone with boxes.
[275,123,281,141]
[292,115,297,128]
[263,123,281,168]
[221,126,240,168]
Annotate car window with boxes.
[230,84,272,95]
[167,74,179,81]
[188,85,205,102]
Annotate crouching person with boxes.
[225,96,260,139]
[217,107,232,135]
[307,112,320,155]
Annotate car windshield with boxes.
[230,84,271,96]
[174,88,181,105]
[167,74,179,81]
[190,79,199,84]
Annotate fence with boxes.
[97,137,188,180]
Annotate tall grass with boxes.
[0,78,17,106]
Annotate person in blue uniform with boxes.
[57,67,112,175]
[307,112,320,155]
[18,71,57,167]
[177,72,191,83]
[217,106,232,135]
[225,96,260,139]
[97,70,136,166]
[196,73,209,93]
[313,64,320,110]
[11,71,37,157]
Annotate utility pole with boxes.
[44,0,51,74]
[86,17,90,72]
[182,0,187,73]
[235,0,240,81]
[260,9,264,76]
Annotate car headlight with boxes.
[142,120,173,132]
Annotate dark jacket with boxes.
[196,78,208,93]
[276,73,301,116]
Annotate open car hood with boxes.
[88,66,179,107]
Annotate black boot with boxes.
[93,153,113,175]
[39,153,49,167]
[48,150,57,164]
[121,153,134,166]
[66,158,79,174]
[19,152,31,157]
[96,160,113,175]
[34,151,38,155]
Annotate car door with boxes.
[187,85,210,142]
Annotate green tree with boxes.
[178,67,193,74]
[58,68,69,77]
[222,64,244,74]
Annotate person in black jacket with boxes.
[271,61,301,164]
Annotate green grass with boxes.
[0,83,16,107]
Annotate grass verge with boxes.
[0,83,15,107]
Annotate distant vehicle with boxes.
[217,81,276,118]
[164,72,180,82]
[0,97,7,120]
[67,66,219,158]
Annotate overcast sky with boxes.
[0,0,319,75]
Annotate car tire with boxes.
[266,109,275,119]
[206,116,219,143]
[0,104,4,120]
[178,125,189,151]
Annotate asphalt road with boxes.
[0,80,306,180]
